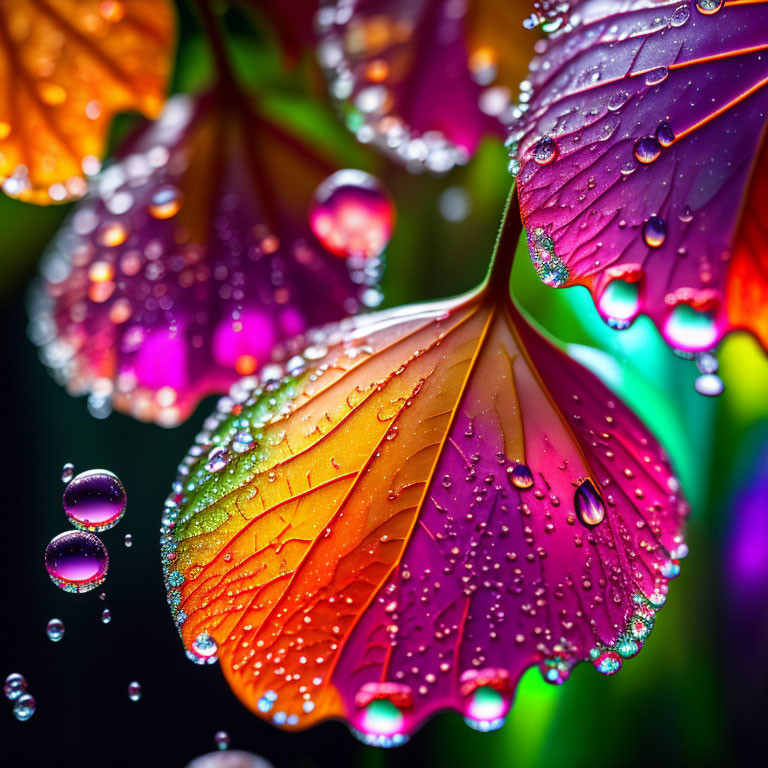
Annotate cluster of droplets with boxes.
[523,2,571,33]
[314,1,512,173]
[45,465,127,594]
[4,673,36,722]
[526,227,570,288]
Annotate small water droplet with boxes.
[309,170,393,259]
[148,185,183,219]
[597,278,641,330]
[634,136,661,164]
[508,464,534,489]
[643,216,666,248]
[607,90,630,111]
[671,4,691,26]
[696,352,719,374]
[656,122,675,147]
[124,533,133,548]
[679,205,694,223]
[694,373,724,397]
[46,618,65,642]
[63,469,127,532]
[574,479,605,526]
[532,136,558,165]
[188,632,219,665]
[206,447,229,473]
[644,67,669,86]
[61,462,75,483]
[45,531,109,593]
[214,731,231,750]
[593,650,622,675]
[101,608,112,624]
[4,673,27,701]
[127,681,142,702]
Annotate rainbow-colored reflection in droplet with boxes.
[63,469,126,532]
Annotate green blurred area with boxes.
[2,2,765,766]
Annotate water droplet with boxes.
[61,462,75,483]
[63,469,127,532]
[13,693,36,721]
[4,673,27,701]
[46,618,65,642]
[671,4,691,26]
[643,216,666,248]
[574,479,605,526]
[45,531,109,593]
[205,447,228,473]
[463,687,507,732]
[607,90,630,111]
[356,700,406,748]
[124,533,133,548]
[696,352,719,374]
[679,205,694,223]
[644,67,669,86]
[527,227,569,287]
[532,136,558,165]
[633,136,661,164]
[656,122,675,147]
[508,463,534,489]
[188,632,219,665]
[214,731,231,750]
[148,185,183,219]
[597,278,641,330]
[309,170,394,259]
[694,373,724,397]
[663,304,720,352]
[101,608,112,624]
[127,681,142,702]
[593,650,622,675]
[695,0,723,14]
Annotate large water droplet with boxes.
[45,531,109,593]
[597,278,641,330]
[663,304,720,352]
[13,693,36,721]
[695,0,723,14]
[63,469,126,532]
[46,618,65,642]
[4,673,27,701]
[634,136,661,164]
[574,479,605,526]
[463,687,507,732]
[355,700,407,748]
[643,216,666,248]
[532,136,558,165]
[508,463,534,489]
[309,170,394,259]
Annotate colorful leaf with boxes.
[511,0,768,352]
[29,92,384,426]
[316,0,532,172]
[160,196,688,743]
[0,0,174,204]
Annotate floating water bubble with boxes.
[663,304,719,352]
[63,469,126,532]
[187,632,219,665]
[309,170,394,259]
[633,136,661,164]
[694,373,724,397]
[574,479,605,526]
[532,136,558,165]
[695,0,723,14]
[127,681,142,701]
[643,216,666,248]
[13,693,36,721]
[45,531,109,593]
[463,687,507,732]
[4,673,27,701]
[46,618,65,642]
[508,463,534,489]
[61,462,75,483]
[100,608,112,624]
[185,752,275,768]
[124,534,133,548]
[597,278,641,330]
[214,731,230,750]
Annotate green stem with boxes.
[192,0,240,95]
[483,185,524,300]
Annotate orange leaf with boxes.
[0,0,174,204]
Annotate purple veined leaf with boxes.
[316,0,534,172]
[29,92,388,426]
[160,196,688,743]
[511,0,768,356]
